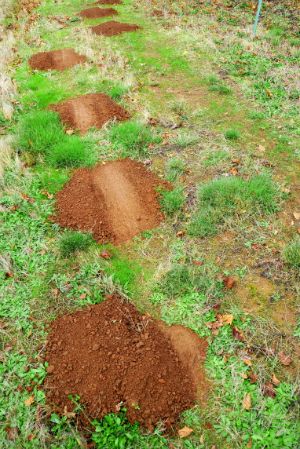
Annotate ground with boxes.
[0,0,300,448]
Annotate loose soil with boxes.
[49,93,129,134]
[91,20,141,36]
[45,295,208,430]
[79,7,117,19]
[53,158,168,244]
[28,49,87,71]
[94,0,122,4]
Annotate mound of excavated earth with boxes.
[45,295,208,430]
[29,49,87,71]
[49,93,129,134]
[79,7,117,18]
[91,20,140,36]
[95,0,122,3]
[53,158,168,244]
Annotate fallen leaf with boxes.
[232,326,245,342]
[79,293,87,300]
[293,212,300,221]
[100,250,111,260]
[271,373,280,386]
[24,396,34,406]
[248,371,258,384]
[223,276,236,289]
[219,314,234,325]
[278,351,292,366]
[176,230,185,238]
[242,393,252,410]
[242,357,252,366]
[5,427,19,441]
[262,382,276,398]
[192,260,204,266]
[178,426,194,438]
[66,129,74,135]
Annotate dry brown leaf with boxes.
[293,212,300,221]
[178,426,194,438]
[232,326,245,342]
[220,314,234,325]
[271,373,280,386]
[223,276,236,289]
[242,393,252,410]
[262,382,276,398]
[24,396,34,407]
[278,351,292,366]
[242,358,252,366]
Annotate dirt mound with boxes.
[95,0,122,3]
[45,295,208,430]
[79,7,117,18]
[91,20,141,36]
[53,158,168,244]
[29,49,87,71]
[49,93,129,134]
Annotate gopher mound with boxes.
[53,158,168,244]
[29,49,87,71]
[91,20,141,36]
[95,0,122,3]
[45,295,208,430]
[49,93,129,134]
[79,7,117,18]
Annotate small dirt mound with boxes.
[95,0,122,4]
[91,20,140,36]
[29,49,87,71]
[49,93,129,134]
[79,7,117,18]
[45,295,208,430]
[53,158,168,244]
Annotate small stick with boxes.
[253,0,263,37]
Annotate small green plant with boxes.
[166,158,185,182]
[283,237,300,268]
[159,187,185,216]
[225,128,240,140]
[16,110,64,154]
[208,75,232,95]
[59,231,94,257]
[47,136,96,168]
[189,174,280,237]
[109,120,161,157]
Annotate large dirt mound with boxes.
[49,93,129,134]
[53,158,168,244]
[29,49,87,71]
[91,20,141,36]
[45,295,208,430]
[79,7,117,18]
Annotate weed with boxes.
[208,75,232,95]
[59,231,94,257]
[166,157,185,182]
[109,120,161,157]
[224,128,240,140]
[283,237,300,268]
[16,110,64,154]
[159,187,185,216]
[47,136,96,168]
[189,174,280,237]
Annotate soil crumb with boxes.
[79,7,117,18]
[91,20,141,36]
[45,295,208,430]
[49,93,129,134]
[53,158,168,244]
[29,49,87,71]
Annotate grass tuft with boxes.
[225,128,240,140]
[159,187,185,216]
[189,174,280,237]
[283,237,300,268]
[59,231,94,257]
[166,157,185,182]
[47,136,96,168]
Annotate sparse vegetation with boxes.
[283,237,300,268]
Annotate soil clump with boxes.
[53,158,168,244]
[45,295,208,430]
[91,20,140,36]
[79,7,117,19]
[49,93,129,134]
[29,49,87,71]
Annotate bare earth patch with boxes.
[79,7,118,19]
[49,93,129,134]
[29,49,87,71]
[91,20,141,36]
[53,158,169,244]
[45,295,208,430]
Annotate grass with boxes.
[159,187,185,216]
[283,237,300,268]
[189,174,281,237]
[224,128,240,140]
[108,120,161,158]
[59,231,94,257]
[165,158,185,182]
[47,136,96,168]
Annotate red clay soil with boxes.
[29,49,87,71]
[49,93,129,134]
[79,7,117,19]
[91,20,141,36]
[53,158,168,244]
[44,295,208,430]
[95,0,122,3]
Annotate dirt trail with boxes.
[29,49,87,71]
[54,158,169,243]
[45,295,208,430]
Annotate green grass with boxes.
[159,187,185,216]
[47,136,96,168]
[109,120,161,158]
[189,174,280,237]
[224,128,240,140]
[283,237,300,268]
[59,231,94,257]
[165,158,185,182]
[208,75,232,95]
